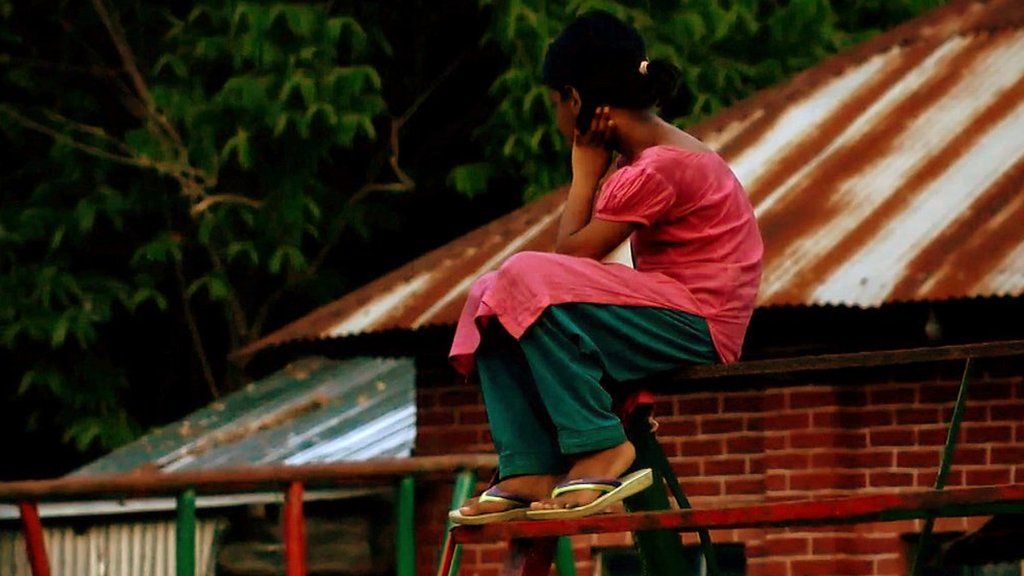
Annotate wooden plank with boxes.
[654,339,1024,383]
[453,484,1024,543]
[501,539,557,576]
[18,502,50,576]
[0,454,497,502]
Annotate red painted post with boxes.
[19,502,51,576]
[284,482,307,576]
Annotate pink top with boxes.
[449,145,763,376]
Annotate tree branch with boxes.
[189,194,264,217]
[172,253,220,399]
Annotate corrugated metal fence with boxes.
[0,519,223,576]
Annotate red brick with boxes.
[765,434,787,450]
[791,389,835,409]
[790,471,866,490]
[870,471,915,487]
[988,403,1024,422]
[658,420,697,436]
[669,460,702,477]
[812,534,903,555]
[896,407,940,425]
[701,416,745,434]
[918,382,958,404]
[457,408,489,425]
[971,382,1013,400]
[811,448,892,467]
[870,429,915,446]
[704,458,746,476]
[764,392,786,411]
[726,435,763,454]
[965,424,1013,443]
[762,535,809,555]
[748,456,765,474]
[951,447,987,466]
[764,473,787,491]
[725,477,764,495]
[870,386,916,405]
[837,388,869,407]
[917,469,964,487]
[966,468,1012,486]
[419,409,456,425]
[439,389,481,405]
[917,426,955,446]
[723,393,764,413]
[897,449,940,468]
[746,559,788,576]
[680,438,724,456]
[790,557,873,575]
[990,445,1024,465]
[678,396,720,415]
[764,452,810,470]
[653,398,676,416]
[679,479,721,496]
[765,412,811,431]
[746,416,764,432]
[942,405,987,422]
[790,431,832,449]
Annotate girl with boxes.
[449,11,763,523]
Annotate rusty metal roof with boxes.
[238,0,1024,358]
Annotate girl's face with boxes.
[550,88,580,144]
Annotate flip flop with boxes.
[448,487,534,525]
[525,468,654,520]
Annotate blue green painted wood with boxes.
[175,489,196,576]
[397,476,416,576]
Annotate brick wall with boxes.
[414,366,1024,576]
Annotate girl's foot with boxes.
[457,474,560,517]
[530,441,636,511]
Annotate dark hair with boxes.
[541,11,679,122]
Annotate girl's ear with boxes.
[565,86,582,115]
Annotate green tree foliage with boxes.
[0,0,943,458]
[462,0,945,199]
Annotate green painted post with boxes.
[554,536,577,576]
[440,469,477,576]
[175,489,196,576]
[396,476,416,576]
[623,411,695,576]
[910,358,972,576]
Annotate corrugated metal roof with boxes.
[237,0,1024,357]
[76,356,415,475]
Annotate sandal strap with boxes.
[551,477,621,498]
[479,487,532,507]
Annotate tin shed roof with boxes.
[76,356,415,475]
[238,0,1024,358]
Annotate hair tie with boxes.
[638,60,649,75]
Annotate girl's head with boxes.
[542,11,679,142]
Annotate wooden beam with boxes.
[657,339,1024,383]
[284,482,307,576]
[0,455,498,503]
[453,485,1024,543]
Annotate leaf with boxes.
[448,163,493,198]
[131,232,182,266]
[268,245,307,275]
[227,241,258,265]
[50,311,71,348]
[221,129,253,169]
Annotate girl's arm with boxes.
[555,107,636,259]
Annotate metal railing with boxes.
[0,455,497,576]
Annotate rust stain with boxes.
[795,61,1024,304]
[745,40,937,206]
[891,152,1024,301]
[759,34,996,305]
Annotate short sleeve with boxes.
[593,165,675,226]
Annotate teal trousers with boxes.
[475,303,717,478]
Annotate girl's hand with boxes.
[571,106,615,186]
